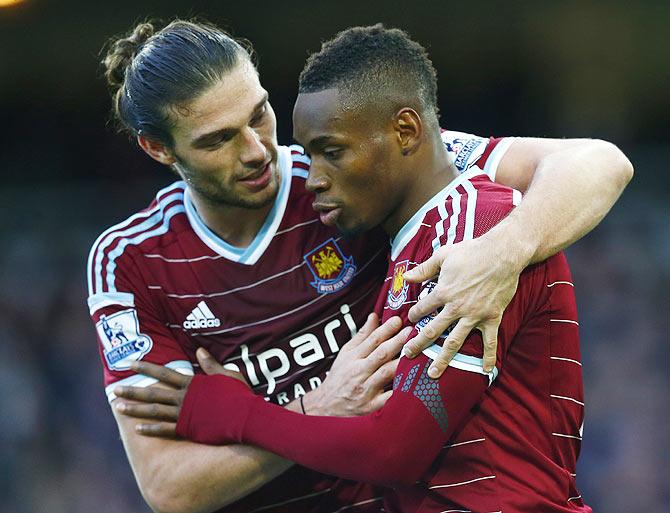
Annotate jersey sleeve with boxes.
[87,241,193,402]
[173,263,546,487]
[440,129,515,181]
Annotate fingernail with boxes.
[402,344,415,358]
[115,402,126,412]
[428,366,440,379]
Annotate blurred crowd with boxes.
[0,166,668,512]
[1,1,668,512]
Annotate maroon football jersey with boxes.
[87,144,390,513]
[376,166,589,512]
[86,133,511,513]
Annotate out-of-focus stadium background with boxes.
[1,1,668,512]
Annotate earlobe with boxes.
[394,108,422,156]
[137,135,176,166]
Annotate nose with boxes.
[239,127,267,166]
[305,163,330,193]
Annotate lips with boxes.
[239,162,272,191]
[313,202,342,227]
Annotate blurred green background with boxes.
[1,1,668,512]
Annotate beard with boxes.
[173,158,278,210]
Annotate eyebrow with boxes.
[305,135,337,150]
[191,93,269,148]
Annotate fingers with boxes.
[426,318,477,378]
[480,320,500,373]
[367,326,411,366]
[355,316,403,358]
[130,361,191,388]
[402,309,457,358]
[135,422,179,439]
[345,313,380,349]
[115,401,180,422]
[407,284,453,323]
[365,358,400,392]
[403,248,445,283]
[365,389,393,413]
[196,347,225,375]
[114,384,183,405]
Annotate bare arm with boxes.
[113,314,404,513]
[113,399,295,513]
[403,137,633,376]
[492,137,633,263]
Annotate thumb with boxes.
[196,347,225,375]
[404,248,445,283]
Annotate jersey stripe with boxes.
[87,183,186,295]
[105,204,186,293]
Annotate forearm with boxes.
[114,405,294,513]
[177,363,486,486]
[491,139,633,266]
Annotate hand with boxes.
[305,313,411,416]
[402,235,522,377]
[114,348,247,437]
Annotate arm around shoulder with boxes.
[488,137,634,266]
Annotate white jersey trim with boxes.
[391,167,485,260]
[184,145,293,266]
[105,360,194,402]
[422,347,499,386]
[87,182,186,295]
[483,137,516,181]
[88,291,135,315]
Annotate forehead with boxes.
[293,88,371,144]
[172,59,266,138]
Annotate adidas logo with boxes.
[183,301,221,329]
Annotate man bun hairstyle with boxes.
[102,19,254,146]
[299,24,439,122]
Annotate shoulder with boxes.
[86,181,187,297]
[441,129,516,180]
[287,144,311,179]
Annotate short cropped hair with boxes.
[299,24,439,121]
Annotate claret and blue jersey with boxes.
[87,131,527,513]
[174,137,590,513]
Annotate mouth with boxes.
[239,161,273,191]
[312,201,342,227]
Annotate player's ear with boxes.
[138,135,176,166]
[394,108,423,156]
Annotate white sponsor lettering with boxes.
[225,304,357,395]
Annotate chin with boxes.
[336,220,368,239]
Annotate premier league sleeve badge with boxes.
[96,309,154,371]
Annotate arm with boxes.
[175,356,486,487]
[403,137,633,376]
[113,314,406,513]
[112,399,295,513]
[172,262,542,486]
[492,137,633,263]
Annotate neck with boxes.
[382,136,459,238]
[189,190,274,248]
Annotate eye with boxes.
[250,103,268,126]
[205,133,234,151]
[323,147,342,161]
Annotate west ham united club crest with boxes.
[96,309,153,370]
[387,260,410,310]
[304,238,356,294]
